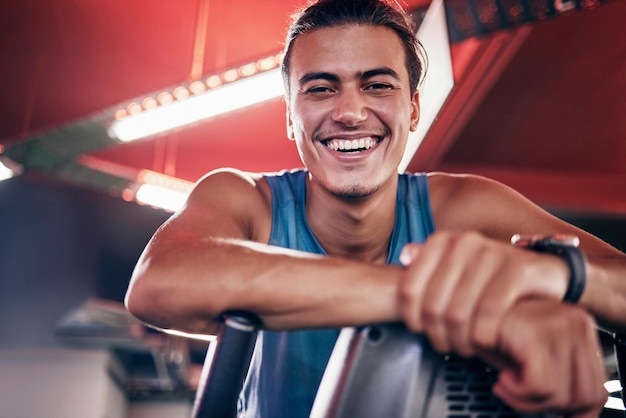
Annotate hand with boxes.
[488,299,607,417]
[398,230,569,356]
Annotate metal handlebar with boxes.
[191,312,260,418]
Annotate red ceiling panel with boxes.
[1,0,624,215]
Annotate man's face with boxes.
[286,24,420,199]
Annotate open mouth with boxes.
[323,137,382,153]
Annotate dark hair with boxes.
[281,0,428,97]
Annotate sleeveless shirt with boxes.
[238,169,435,418]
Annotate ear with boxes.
[286,106,295,141]
[409,91,420,132]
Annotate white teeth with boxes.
[326,138,378,151]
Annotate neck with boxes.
[305,175,398,264]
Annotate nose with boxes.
[331,88,367,127]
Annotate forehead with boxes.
[289,25,408,84]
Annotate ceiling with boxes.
[1,0,625,217]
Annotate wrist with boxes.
[511,234,587,303]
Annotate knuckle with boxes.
[421,301,443,324]
[594,392,608,408]
[475,298,503,322]
[426,230,449,247]
[527,376,555,399]
[469,316,498,350]
[475,247,499,267]
[469,327,491,351]
[450,335,474,357]
[403,317,421,334]
[443,305,466,329]
[596,388,610,406]
[567,306,597,337]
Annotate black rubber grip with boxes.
[191,312,260,418]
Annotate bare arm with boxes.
[392,172,617,414]
[125,169,401,335]
[409,172,626,344]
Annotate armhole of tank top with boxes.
[265,175,279,246]
[417,173,436,235]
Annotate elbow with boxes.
[124,263,222,335]
[125,269,162,327]
[124,257,178,331]
[124,283,144,321]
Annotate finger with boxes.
[419,237,473,353]
[493,302,606,416]
[472,247,570,351]
[445,249,503,356]
[491,302,562,411]
[492,341,560,412]
[397,237,444,333]
[470,259,529,351]
[569,320,607,415]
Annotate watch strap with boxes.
[512,234,587,303]
[554,245,587,303]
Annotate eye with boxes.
[304,85,336,95]
[364,82,394,91]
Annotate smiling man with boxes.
[125,0,626,417]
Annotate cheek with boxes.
[376,97,412,119]
[290,116,308,141]
[291,105,324,137]
[394,103,417,131]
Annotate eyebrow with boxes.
[361,67,400,80]
[298,71,339,86]
[297,67,401,87]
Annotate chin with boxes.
[311,163,389,199]
[331,182,380,200]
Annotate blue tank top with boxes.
[238,169,435,418]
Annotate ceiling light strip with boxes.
[133,170,194,212]
[0,157,21,181]
[109,54,283,142]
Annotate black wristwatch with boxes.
[511,234,587,303]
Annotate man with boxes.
[125,0,626,416]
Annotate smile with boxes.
[323,137,381,152]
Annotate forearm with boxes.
[581,255,626,333]
[126,237,402,335]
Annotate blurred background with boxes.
[0,0,625,416]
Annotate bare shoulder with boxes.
[427,171,518,209]
[190,168,271,207]
[174,168,272,242]
[426,171,556,240]
[426,171,624,256]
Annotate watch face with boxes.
[511,234,580,248]
[544,234,580,248]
